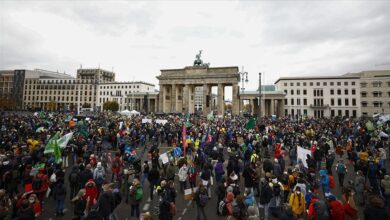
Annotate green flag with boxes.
[246,117,256,130]
[44,132,60,155]
[207,111,214,121]
[54,141,62,164]
[184,112,192,128]
[366,121,375,132]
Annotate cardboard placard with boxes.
[184,187,198,201]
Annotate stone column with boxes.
[232,84,240,115]
[171,84,176,112]
[183,84,189,113]
[261,99,265,117]
[251,99,255,115]
[203,84,210,114]
[217,84,224,115]
[279,99,285,116]
[270,99,275,116]
[158,85,164,112]
[188,85,192,113]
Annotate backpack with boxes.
[232,200,240,217]
[32,177,43,190]
[56,184,66,196]
[198,191,208,207]
[135,187,144,201]
[273,184,281,196]
[218,200,228,216]
[280,174,289,185]
[328,175,335,188]
[233,185,241,196]
[70,170,79,183]
[336,164,346,174]
[313,200,330,220]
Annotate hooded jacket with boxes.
[381,175,390,196]
[178,165,188,182]
[289,192,305,215]
[364,196,390,220]
[225,192,234,216]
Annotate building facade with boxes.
[275,76,361,118]
[97,81,155,111]
[20,68,156,112]
[349,70,390,116]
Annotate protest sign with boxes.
[297,146,311,168]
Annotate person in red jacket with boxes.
[111,153,122,182]
[327,194,345,220]
[84,179,98,210]
[33,168,49,202]
[28,193,42,218]
[225,191,234,217]
[308,194,329,220]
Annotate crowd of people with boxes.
[0,110,389,220]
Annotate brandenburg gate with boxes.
[156,51,285,117]
[156,66,240,115]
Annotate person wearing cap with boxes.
[327,194,345,220]
[288,186,305,218]
[308,193,329,220]
[364,195,390,220]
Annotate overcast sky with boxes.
[1,0,390,91]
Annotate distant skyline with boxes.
[1,1,390,90]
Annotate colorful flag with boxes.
[182,125,187,156]
[246,117,256,130]
[44,132,60,154]
[58,132,74,149]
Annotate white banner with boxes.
[156,119,168,125]
[297,146,311,168]
[58,132,74,149]
[159,153,169,164]
[142,118,152,124]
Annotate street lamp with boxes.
[258,72,262,122]
[239,67,248,114]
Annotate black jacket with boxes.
[98,191,115,217]
[17,207,35,220]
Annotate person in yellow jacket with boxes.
[288,186,306,218]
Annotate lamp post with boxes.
[258,72,262,122]
[239,67,248,115]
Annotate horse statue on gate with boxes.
[193,50,210,67]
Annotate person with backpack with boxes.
[128,178,143,219]
[288,186,305,219]
[354,170,366,206]
[72,189,87,220]
[98,183,116,220]
[53,179,67,216]
[260,178,273,220]
[336,160,347,187]
[319,169,330,196]
[308,194,329,220]
[219,191,234,218]
[327,194,345,220]
[233,195,247,220]
[215,177,226,216]
[194,183,208,220]
[200,166,212,198]
[368,157,379,192]
[69,165,80,200]
[93,162,106,195]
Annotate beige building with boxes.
[275,76,361,118]
[97,81,155,111]
[22,68,156,112]
[346,70,390,116]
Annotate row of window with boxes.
[284,98,308,106]
[25,91,94,96]
[25,96,93,102]
[285,88,357,96]
[361,91,390,97]
[285,109,357,118]
[330,98,357,106]
[283,81,356,87]
[330,89,356,95]
[361,82,390,88]
[361,101,390,108]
